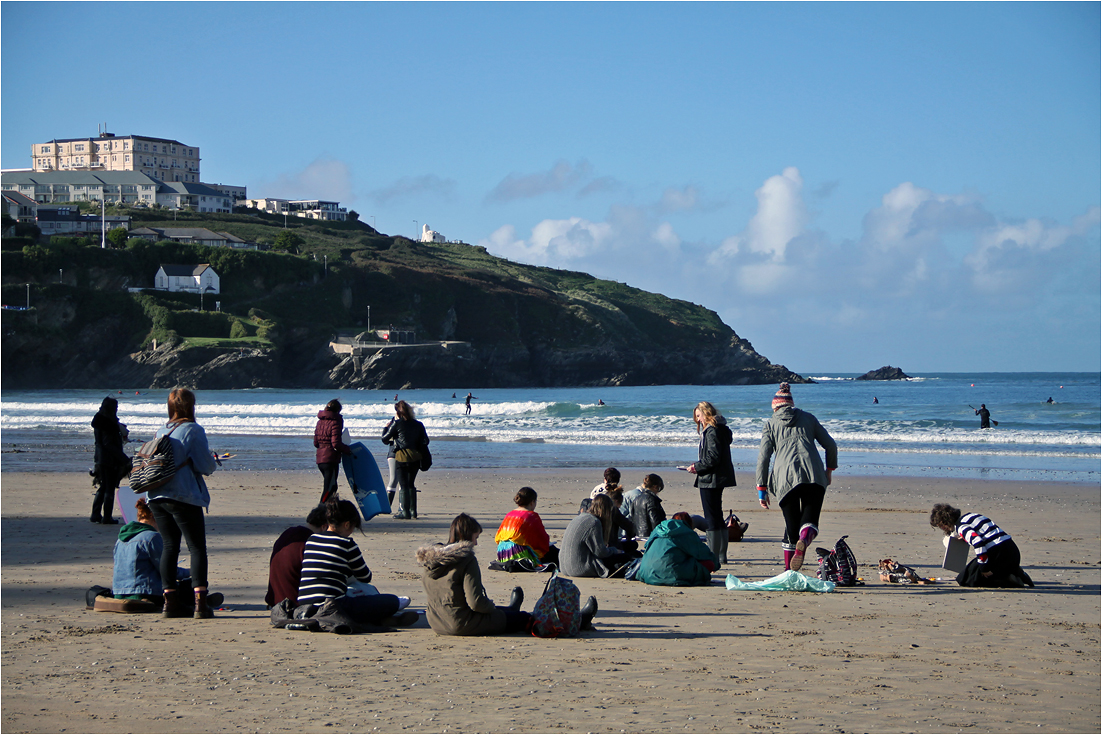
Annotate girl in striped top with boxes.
[297,499,413,626]
[930,503,1033,588]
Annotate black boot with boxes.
[162,590,190,618]
[579,596,598,630]
[507,586,524,611]
[193,589,214,619]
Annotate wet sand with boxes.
[2,468,1099,733]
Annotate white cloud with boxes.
[483,217,614,264]
[260,157,354,203]
[708,166,806,266]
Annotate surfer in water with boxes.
[464,392,477,415]
[975,404,992,429]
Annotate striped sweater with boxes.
[954,512,1011,564]
[296,532,372,605]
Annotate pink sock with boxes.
[783,549,794,570]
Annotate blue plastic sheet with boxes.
[724,569,836,593]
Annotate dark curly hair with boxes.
[929,503,962,533]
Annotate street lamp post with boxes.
[367,305,371,334]
[101,197,106,249]
[371,215,375,230]
[323,254,327,277]
[26,283,30,310]
[413,220,418,239]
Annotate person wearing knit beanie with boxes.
[771,383,794,412]
[756,382,838,573]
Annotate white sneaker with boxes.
[396,596,411,610]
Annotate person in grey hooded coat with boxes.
[756,383,838,573]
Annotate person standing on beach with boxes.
[314,399,351,504]
[90,396,130,525]
[756,383,838,573]
[464,392,477,415]
[975,404,992,429]
[148,388,219,618]
[688,401,736,567]
[381,400,429,519]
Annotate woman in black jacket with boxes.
[688,401,736,567]
[91,396,130,524]
[381,400,429,520]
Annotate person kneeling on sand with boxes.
[265,503,328,608]
[636,512,717,587]
[297,498,417,627]
[494,487,559,567]
[418,514,539,635]
[930,503,1034,588]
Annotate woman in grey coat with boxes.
[755,383,838,572]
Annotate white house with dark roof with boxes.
[155,264,220,294]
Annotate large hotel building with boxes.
[30,132,200,183]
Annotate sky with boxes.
[3,2,1099,374]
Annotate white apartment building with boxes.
[241,198,347,221]
[30,132,200,183]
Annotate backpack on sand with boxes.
[129,424,182,493]
[816,535,863,587]
[529,570,582,638]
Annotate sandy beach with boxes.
[1,467,1098,733]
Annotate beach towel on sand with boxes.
[725,569,835,593]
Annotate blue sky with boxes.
[3,2,1099,373]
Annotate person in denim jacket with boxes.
[147,388,219,619]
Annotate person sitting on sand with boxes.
[560,495,637,578]
[636,512,717,586]
[930,503,1034,588]
[591,481,637,548]
[297,498,416,626]
[625,474,666,540]
[265,504,328,608]
[494,487,558,567]
[418,514,544,635]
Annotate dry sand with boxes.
[1,467,1099,734]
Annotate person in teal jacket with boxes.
[636,515,717,586]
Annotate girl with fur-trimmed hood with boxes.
[417,514,529,636]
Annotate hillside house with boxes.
[155,264,220,294]
[131,227,258,249]
[37,205,130,236]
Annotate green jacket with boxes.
[756,406,837,502]
[637,520,716,586]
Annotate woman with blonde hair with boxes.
[147,388,219,618]
[381,400,429,519]
[687,401,736,567]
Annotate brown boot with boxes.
[194,589,214,619]
[162,590,190,618]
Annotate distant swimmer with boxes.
[1046,397,1054,404]
[452,392,456,398]
[873,397,878,404]
[464,392,477,415]
[598,399,605,406]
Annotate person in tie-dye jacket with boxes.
[493,487,558,566]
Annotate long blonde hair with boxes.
[694,401,719,434]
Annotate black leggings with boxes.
[779,483,826,550]
[150,499,208,590]
[698,487,725,531]
[318,461,341,503]
[395,462,420,517]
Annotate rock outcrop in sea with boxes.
[855,365,911,381]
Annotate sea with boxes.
[1,373,1098,484]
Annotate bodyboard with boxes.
[116,484,148,524]
[341,442,390,521]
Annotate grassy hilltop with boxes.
[1,208,801,388]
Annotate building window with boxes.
[40,146,50,153]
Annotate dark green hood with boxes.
[118,521,156,542]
